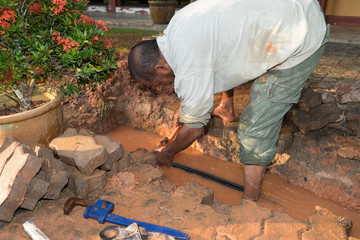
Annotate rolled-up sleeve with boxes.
[175,70,214,128]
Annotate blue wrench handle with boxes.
[84,200,189,240]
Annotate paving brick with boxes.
[0,146,42,222]
[93,135,124,171]
[34,146,69,199]
[302,206,350,240]
[255,211,307,240]
[49,135,108,175]
[20,177,49,210]
[65,164,107,198]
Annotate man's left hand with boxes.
[154,147,174,166]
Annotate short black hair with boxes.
[128,40,161,83]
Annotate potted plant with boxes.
[0,0,118,148]
[148,0,177,24]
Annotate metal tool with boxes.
[63,197,95,215]
[84,199,189,239]
[23,220,50,240]
[157,125,181,148]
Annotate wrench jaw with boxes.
[84,200,114,224]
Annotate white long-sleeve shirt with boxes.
[157,0,326,127]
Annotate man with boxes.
[128,0,329,201]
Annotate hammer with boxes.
[157,125,181,148]
[63,197,97,215]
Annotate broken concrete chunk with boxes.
[34,146,69,199]
[174,181,214,206]
[94,135,124,171]
[0,141,20,176]
[62,128,78,137]
[49,135,108,176]
[78,128,94,136]
[0,146,42,222]
[336,81,360,104]
[293,102,344,132]
[302,206,351,239]
[298,87,323,112]
[20,177,49,210]
[65,164,107,198]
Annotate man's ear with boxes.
[154,56,171,74]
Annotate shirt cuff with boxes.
[184,122,204,128]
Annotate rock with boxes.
[0,146,42,222]
[345,103,360,121]
[336,81,360,104]
[298,87,323,112]
[257,211,307,240]
[302,206,351,240]
[34,146,69,199]
[20,177,49,210]
[65,164,107,198]
[93,135,124,171]
[216,200,272,239]
[293,102,344,132]
[129,148,157,167]
[0,141,19,175]
[173,181,214,206]
[49,135,109,176]
[78,128,94,136]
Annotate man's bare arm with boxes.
[155,124,203,165]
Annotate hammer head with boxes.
[63,197,96,215]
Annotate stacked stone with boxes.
[293,80,360,135]
[0,128,125,222]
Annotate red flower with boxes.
[51,0,67,15]
[52,31,79,52]
[102,38,112,49]
[92,34,99,44]
[29,3,43,14]
[79,14,95,26]
[0,8,17,30]
[96,20,108,31]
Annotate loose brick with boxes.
[20,177,49,210]
[93,135,124,171]
[65,164,107,198]
[49,135,109,176]
[0,142,19,175]
[34,146,69,199]
[0,146,42,222]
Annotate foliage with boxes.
[0,0,118,111]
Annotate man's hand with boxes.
[154,147,174,166]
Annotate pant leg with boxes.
[238,26,330,166]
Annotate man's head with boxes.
[128,39,174,86]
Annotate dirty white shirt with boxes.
[157,0,326,128]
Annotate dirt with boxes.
[0,100,49,116]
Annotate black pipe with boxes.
[170,162,244,192]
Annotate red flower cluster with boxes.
[29,3,43,15]
[102,38,112,49]
[96,20,108,31]
[79,14,95,25]
[0,8,17,34]
[92,34,99,44]
[52,32,80,52]
[51,0,67,15]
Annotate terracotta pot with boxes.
[0,86,63,148]
[148,1,177,24]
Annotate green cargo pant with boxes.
[238,26,330,166]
